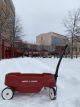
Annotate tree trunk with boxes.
[76,39,78,58]
[71,35,73,59]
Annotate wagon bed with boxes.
[5,72,56,93]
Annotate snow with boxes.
[0,57,80,107]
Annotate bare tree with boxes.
[14,16,24,41]
[0,14,14,41]
[0,13,23,41]
[0,12,24,57]
[0,16,7,39]
[64,8,80,58]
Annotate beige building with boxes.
[36,32,68,46]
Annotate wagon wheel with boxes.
[49,87,56,100]
[1,87,14,100]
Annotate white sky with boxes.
[12,0,80,43]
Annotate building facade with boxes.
[36,32,68,46]
[0,0,15,40]
[36,32,69,56]
[69,36,80,57]
[0,0,15,59]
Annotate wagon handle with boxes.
[54,45,68,81]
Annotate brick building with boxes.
[0,0,15,39]
[0,0,15,59]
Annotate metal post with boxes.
[2,39,5,59]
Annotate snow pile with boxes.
[0,57,80,107]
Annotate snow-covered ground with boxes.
[0,57,80,107]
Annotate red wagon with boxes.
[1,45,68,100]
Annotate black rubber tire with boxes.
[1,87,14,100]
[49,87,56,100]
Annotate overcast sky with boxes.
[12,0,80,43]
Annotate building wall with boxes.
[0,0,2,13]
[36,32,68,46]
[67,36,80,57]
[72,41,80,56]
[36,33,52,46]
[0,0,15,59]
[0,41,2,59]
[7,0,15,17]
[51,36,67,46]
[0,0,15,40]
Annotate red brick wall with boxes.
[0,0,2,14]
[6,0,10,17]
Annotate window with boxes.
[1,10,6,18]
[52,37,65,45]
[2,0,6,14]
[2,0,6,5]
[2,0,6,3]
